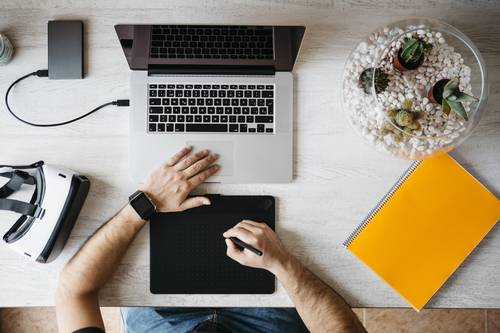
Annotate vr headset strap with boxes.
[0,171,36,198]
[0,161,44,170]
[0,199,44,218]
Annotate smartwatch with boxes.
[128,190,156,220]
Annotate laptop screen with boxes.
[115,24,305,72]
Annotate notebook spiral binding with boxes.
[343,161,422,247]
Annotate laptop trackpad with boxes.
[187,141,234,176]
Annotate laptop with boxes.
[115,25,305,183]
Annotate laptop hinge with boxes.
[148,65,275,76]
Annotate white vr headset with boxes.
[0,161,90,263]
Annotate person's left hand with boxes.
[140,146,219,212]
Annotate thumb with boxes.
[225,239,246,264]
[179,196,211,210]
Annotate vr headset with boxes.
[0,161,90,263]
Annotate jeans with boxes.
[121,307,309,333]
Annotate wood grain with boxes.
[0,0,499,308]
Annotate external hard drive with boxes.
[48,20,84,80]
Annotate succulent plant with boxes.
[359,68,389,94]
[400,37,432,65]
[381,99,423,141]
[440,77,478,121]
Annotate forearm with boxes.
[274,256,366,333]
[57,204,145,297]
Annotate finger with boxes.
[174,149,210,171]
[225,239,246,263]
[178,196,211,211]
[188,164,220,187]
[183,153,218,178]
[165,146,193,166]
[240,220,266,228]
[222,226,258,245]
[237,221,263,234]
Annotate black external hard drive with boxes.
[48,20,84,80]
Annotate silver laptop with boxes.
[115,25,305,183]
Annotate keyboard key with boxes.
[229,124,238,132]
[256,116,273,123]
[259,107,267,114]
[169,115,176,122]
[149,115,159,122]
[149,123,157,132]
[149,98,161,105]
[240,124,248,132]
[186,115,194,122]
[149,84,158,89]
[182,107,189,114]
[178,115,185,122]
[212,115,220,122]
[149,90,157,97]
[160,115,168,122]
[173,107,181,114]
[246,116,254,123]
[262,91,273,98]
[186,124,228,132]
[162,98,170,105]
[158,123,165,132]
[266,128,273,133]
[257,124,265,132]
[165,107,172,114]
[149,107,163,114]
[229,116,237,123]
[195,115,202,122]
[203,115,211,122]
[221,116,228,123]
[166,124,174,132]
[266,85,273,89]
[249,128,256,133]
[175,124,185,132]
[238,116,245,123]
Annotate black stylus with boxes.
[229,237,263,256]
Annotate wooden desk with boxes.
[0,0,499,308]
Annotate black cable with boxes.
[4,69,129,127]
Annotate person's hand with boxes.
[223,220,291,274]
[141,146,219,212]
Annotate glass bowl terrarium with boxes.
[342,18,488,159]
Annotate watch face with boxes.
[130,191,156,219]
[135,195,154,213]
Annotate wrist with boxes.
[269,253,296,278]
[122,204,148,228]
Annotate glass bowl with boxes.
[342,18,488,160]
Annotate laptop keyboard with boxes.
[150,25,274,60]
[148,84,275,134]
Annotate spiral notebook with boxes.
[344,154,500,311]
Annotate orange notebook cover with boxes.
[344,154,500,311]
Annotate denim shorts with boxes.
[121,307,309,333]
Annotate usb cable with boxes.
[4,69,129,127]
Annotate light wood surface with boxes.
[0,0,499,308]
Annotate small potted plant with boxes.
[359,67,390,94]
[381,99,423,142]
[393,37,432,71]
[428,77,478,121]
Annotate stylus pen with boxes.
[229,237,263,256]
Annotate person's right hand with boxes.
[223,220,291,274]
[141,146,219,213]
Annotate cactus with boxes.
[359,68,389,94]
[400,37,432,65]
[441,77,478,121]
[380,99,421,139]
